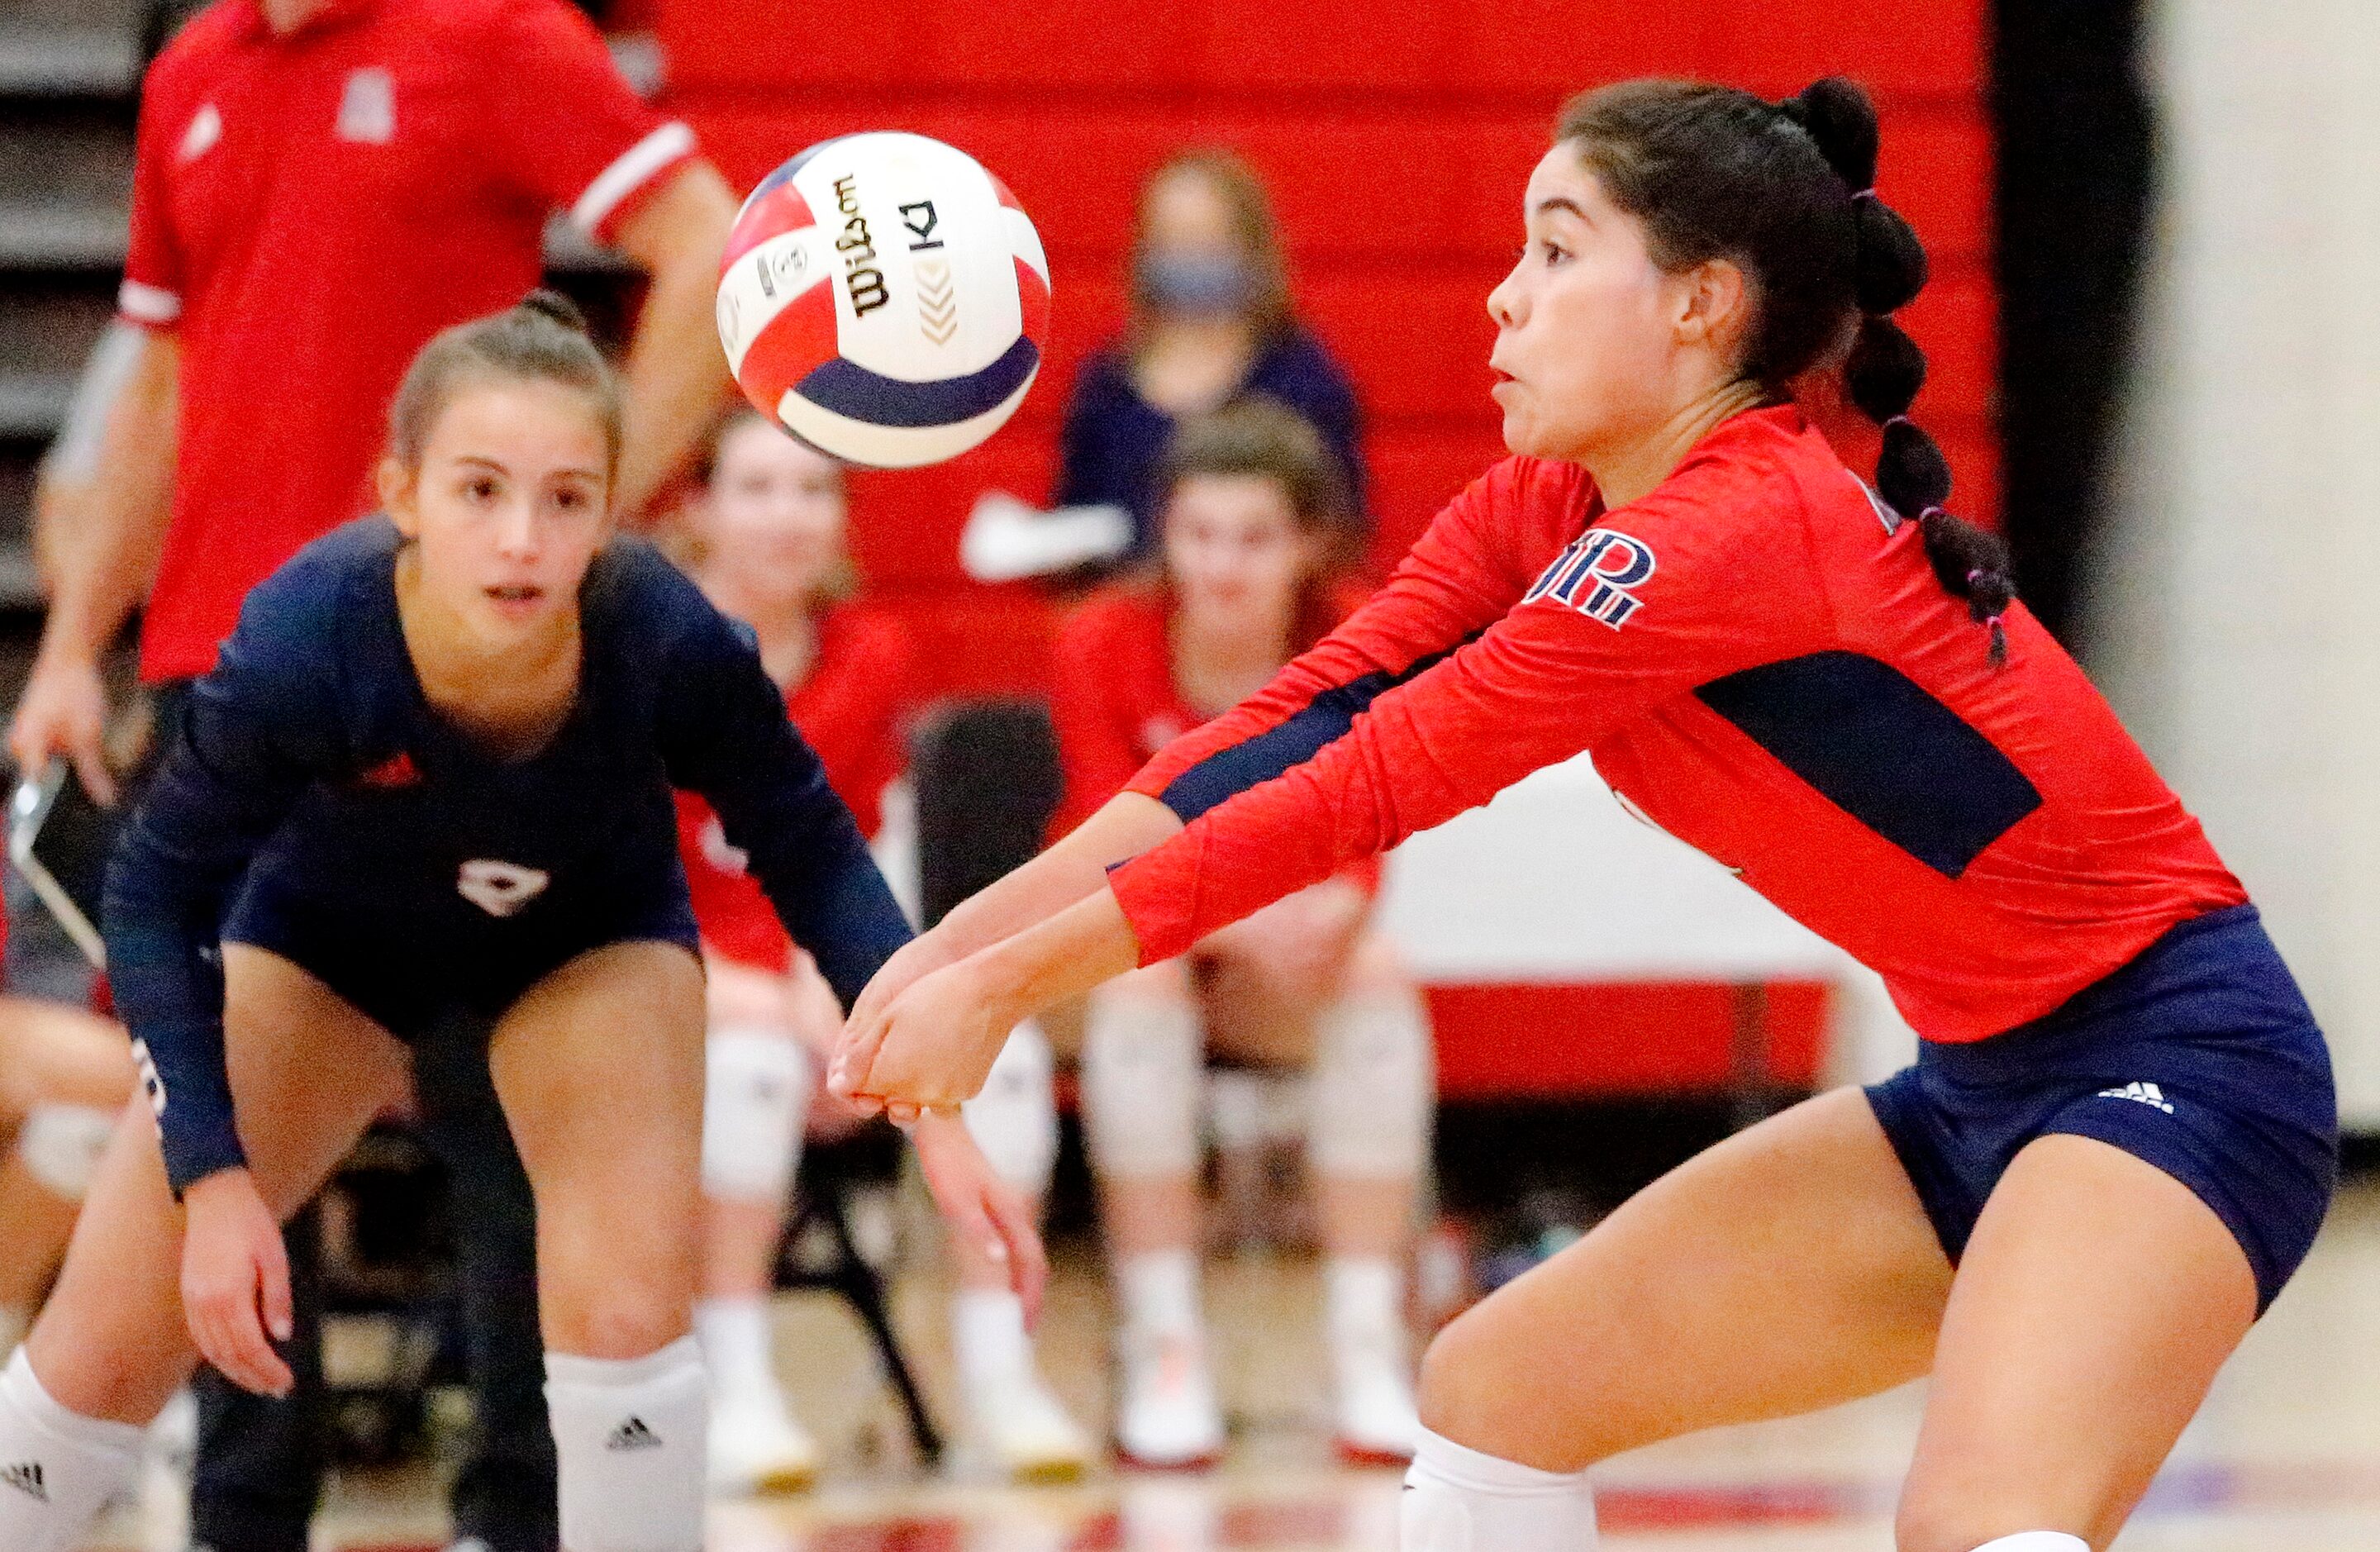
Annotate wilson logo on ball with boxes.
[717,131,1050,469]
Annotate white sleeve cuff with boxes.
[570,121,696,236]
[117,279,182,325]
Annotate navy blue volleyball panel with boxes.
[1695,651,2042,878]
[795,336,1041,429]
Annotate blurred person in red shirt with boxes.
[7,2,738,1548]
[1046,402,1432,1469]
[670,411,1095,1486]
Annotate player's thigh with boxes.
[29,947,405,1417]
[0,997,131,1118]
[488,939,706,1350]
[1420,1086,1951,1472]
[1898,1135,2258,1552]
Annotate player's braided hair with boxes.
[388,288,624,479]
[1559,78,2014,665]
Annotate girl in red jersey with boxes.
[1049,402,1432,1468]
[828,80,2336,1552]
[671,411,1088,1486]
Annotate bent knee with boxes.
[1895,1487,2101,1552]
[1416,1307,1597,1473]
[544,1294,692,1363]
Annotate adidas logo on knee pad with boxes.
[605,1416,664,1451]
[1,1459,46,1501]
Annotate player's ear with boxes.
[1673,255,1749,355]
[377,455,420,537]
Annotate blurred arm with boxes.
[609,160,737,520]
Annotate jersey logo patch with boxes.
[458,859,550,918]
[336,69,395,144]
[1522,528,1658,629]
[179,103,221,164]
[357,750,421,788]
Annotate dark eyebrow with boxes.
[1533,195,1589,222]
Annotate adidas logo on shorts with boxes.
[2097,1080,2176,1115]
[606,1416,663,1451]
[2,1459,47,1501]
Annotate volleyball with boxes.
[715,132,1051,469]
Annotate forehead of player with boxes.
[417,374,610,511]
[1522,147,1623,260]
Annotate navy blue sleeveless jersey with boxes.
[106,517,914,1192]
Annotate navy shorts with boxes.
[220,881,699,1045]
[1864,904,2336,1313]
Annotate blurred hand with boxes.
[831,959,1011,1119]
[11,649,115,805]
[907,1110,1047,1324]
[179,1169,293,1397]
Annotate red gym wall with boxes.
[655,0,1994,1097]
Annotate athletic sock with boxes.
[693,1297,778,1415]
[1117,1249,1204,1339]
[0,1347,145,1552]
[951,1287,1035,1388]
[544,1336,707,1552]
[1970,1536,2089,1551]
[1401,1425,1597,1550]
[1325,1256,1405,1352]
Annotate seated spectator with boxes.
[1046,402,1433,1469]
[1056,150,1368,561]
[0,995,134,1361]
[670,411,1091,1488]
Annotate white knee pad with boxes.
[1080,987,1203,1179]
[1969,1537,2088,1551]
[15,1105,116,1202]
[1309,988,1435,1180]
[544,1335,707,1552]
[702,1029,813,1205]
[962,1019,1059,1197]
[0,1347,145,1552]
[1401,1426,1598,1550]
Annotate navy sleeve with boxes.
[644,557,913,1009]
[104,566,345,1193]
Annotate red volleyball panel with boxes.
[732,277,838,410]
[721,180,813,269]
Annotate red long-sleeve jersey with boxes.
[1111,406,2245,1043]
[678,606,915,973]
[1047,578,1381,897]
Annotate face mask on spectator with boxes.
[1137,251,1255,317]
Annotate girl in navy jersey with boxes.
[0,293,1040,1552]
[831,81,2336,1552]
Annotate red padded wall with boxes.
[656,2,1992,1097]
[661,0,1992,638]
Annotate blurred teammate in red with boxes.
[7,2,739,1547]
[832,79,2335,1552]
[671,409,1093,1484]
[1047,402,1430,1468]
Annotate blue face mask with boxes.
[1136,251,1255,317]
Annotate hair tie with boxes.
[1984,612,2006,632]
[1852,187,1878,202]
[1884,415,1914,432]
[1967,568,1986,586]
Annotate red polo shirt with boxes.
[118,0,697,680]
